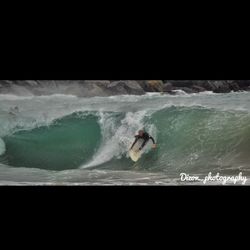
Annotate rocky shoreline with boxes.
[0,80,250,96]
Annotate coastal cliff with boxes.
[0,80,250,96]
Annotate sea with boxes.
[0,90,250,185]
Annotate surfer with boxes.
[130,129,157,151]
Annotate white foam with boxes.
[172,89,188,95]
[0,93,78,100]
[198,91,216,95]
[37,94,78,99]
[145,92,164,97]
[81,110,157,168]
[0,94,34,100]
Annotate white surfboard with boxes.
[129,138,145,162]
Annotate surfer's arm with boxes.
[149,136,157,149]
[130,137,139,150]
[149,136,155,144]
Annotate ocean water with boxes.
[0,91,250,185]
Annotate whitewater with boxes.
[0,91,250,185]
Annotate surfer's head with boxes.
[138,130,144,136]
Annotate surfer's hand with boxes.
[152,144,157,149]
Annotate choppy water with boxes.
[0,90,250,185]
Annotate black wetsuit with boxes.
[131,132,155,151]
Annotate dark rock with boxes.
[191,81,229,93]
[227,81,240,91]
[202,81,219,91]
[0,80,145,97]
[138,80,164,92]
[166,80,239,93]
[0,80,12,87]
[235,80,250,90]
[122,81,145,95]
[167,80,193,87]
[211,81,231,93]
[74,83,108,97]
[1,80,250,96]
[192,85,206,92]
[162,83,173,92]
[107,81,145,95]
[84,80,110,86]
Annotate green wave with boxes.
[1,107,250,172]
[1,114,101,170]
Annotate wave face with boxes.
[0,91,250,184]
[1,114,101,170]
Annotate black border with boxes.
[1,185,249,210]
[1,44,250,79]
